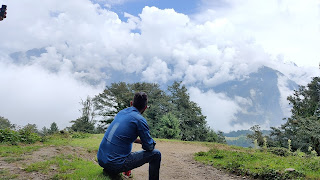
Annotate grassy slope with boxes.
[195,143,320,180]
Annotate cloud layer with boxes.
[0,61,103,129]
[0,0,319,131]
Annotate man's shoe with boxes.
[123,170,133,178]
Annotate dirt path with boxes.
[131,141,245,180]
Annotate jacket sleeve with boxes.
[137,117,156,151]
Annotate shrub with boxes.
[259,168,281,180]
[293,149,306,157]
[0,126,41,145]
[195,151,207,156]
[18,127,41,144]
[0,128,20,145]
[267,147,291,157]
[283,170,305,179]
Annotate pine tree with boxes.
[48,122,59,134]
[168,81,208,141]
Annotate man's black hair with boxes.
[133,92,148,111]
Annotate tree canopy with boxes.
[270,77,320,154]
[0,116,13,129]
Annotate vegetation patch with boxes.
[70,134,102,153]
[0,169,18,180]
[3,156,25,163]
[194,144,320,179]
[24,154,110,179]
[0,144,42,157]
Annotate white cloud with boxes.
[197,0,320,68]
[189,87,242,132]
[2,1,316,87]
[142,57,171,83]
[0,61,103,129]
[189,87,275,132]
[277,73,294,117]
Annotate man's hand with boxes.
[134,138,142,144]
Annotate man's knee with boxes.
[152,149,161,160]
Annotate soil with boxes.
[0,141,249,180]
[131,141,247,180]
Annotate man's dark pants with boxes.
[100,149,161,180]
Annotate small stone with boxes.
[285,168,295,172]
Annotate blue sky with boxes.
[95,0,201,20]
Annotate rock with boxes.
[285,168,295,172]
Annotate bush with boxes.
[0,126,41,145]
[195,151,207,156]
[292,149,306,157]
[268,147,291,157]
[0,128,20,145]
[18,128,41,144]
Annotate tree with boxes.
[270,77,320,154]
[0,116,13,129]
[48,122,59,134]
[157,113,181,139]
[20,124,38,133]
[168,81,209,141]
[40,126,49,136]
[70,96,96,133]
[247,125,277,148]
[93,82,132,128]
[247,125,265,147]
[216,131,227,144]
[130,83,172,137]
[93,82,172,133]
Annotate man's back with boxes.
[97,106,155,165]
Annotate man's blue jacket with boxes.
[97,106,156,166]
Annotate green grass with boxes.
[0,144,43,157]
[195,144,320,179]
[0,169,18,180]
[43,134,72,146]
[70,134,103,152]
[25,154,110,179]
[3,156,25,163]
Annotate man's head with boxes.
[132,92,148,114]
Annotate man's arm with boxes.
[137,118,156,151]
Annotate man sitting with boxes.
[97,92,161,180]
